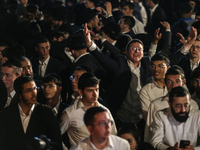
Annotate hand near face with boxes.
[84,23,93,47]
[184,145,194,150]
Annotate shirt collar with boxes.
[77,99,99,110]
[18,103,35,116]
[190,59,200,65]
[39,55,50,65]
[151,78,167,89]
[127,59,141,70]
[74,52,89,63]
[150,4,158,13]
[54,100,60,112]
[89,135,113,149]
[112,40,117,46]
[10,90,16,98]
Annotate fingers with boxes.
[174,142,179,148]
[154,28,160,36]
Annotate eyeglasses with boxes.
[70,75,80,81]
[92,120,113,127]
[129,47,143,52]
[127,139,135,144]
[41,84,57,89]
[174,104,190,111]
[23,86,38,93]
[0,73,14,80]
[191,45,200,50]
[150,64,167,70]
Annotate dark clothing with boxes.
[0,102,63,150]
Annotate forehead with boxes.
[166,74,182,80]
[94,111,109,122]
[43,81,56,85]
[38,42,50,47]
[21,60,31,67]
[129,42,143,48]
[73,70,85,76]
[193,40,200,45]
[23,81,36,89]
[173,95,190,104]
[122,5,131,10]
[85,84,99,90]
[151,60,166,65]
[1,66,14,73]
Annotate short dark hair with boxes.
[122,2,134,10]
[151,53,170,66]
[42,73,62,86]
[152,0,159,4]
[169,86,190,103]
[18,56,31,63]
[78,73,100,91]
[165,65,185,82]
[121,15,135,29]
[14,76,34,95]
[84,106,107,126]
[117,123,141,145]
[126,38,144,51]
[190,67,200,81]
[35,36,49,47]
[74,66,93,74]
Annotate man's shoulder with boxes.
[63,102,79,114]
[151,95,168,104]
[109,135,130,149]
[70,137,91,150]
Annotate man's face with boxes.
[90,111,112,140]
[91,15,99,29]
[189,41,200,60]
[145,0,151,7]
[166,74,185,92]
[125,42,144,63]
[19,0,28,5]
[169,95,190,123]
[35,42,50,60]
[21,60,33,78]
[85,0,94,8]
[20,81,37,106]
[122,5,133,16]
[42,82,58,100]
[118,18,126,32]
[79,84,99,104]
[120,133,137,150]
[71,70,85,92]
[195,15,200,22]
[191,77,200,93]
[1,66,18,92]
[0,46,7,66]
[151,60,169,81]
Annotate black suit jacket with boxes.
[90,47,152,116]
[0,102,63,150]
[31,56,65,80]
[146,6,167,37]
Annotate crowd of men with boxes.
[1,0,200,150]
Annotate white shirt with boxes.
[192,92,200,109]
[144,94,199,143]
[139,2,148,26]
[132,16,145,34]
[150,4,158,19]
[150,108,200,150]
[70,135,130,150]
[5,90,16,108]
[60,100,117,147]
[139,79,168,119]
[190,59,200,71]
[18,104,35,133]
[39,55,50,77]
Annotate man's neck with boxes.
[132,61,140,68]
[72,91,80,99]
[46,96,59,109]
[82,99,97,110]
[155,78,166,88]
[19,102,33,116]
[150,3,156,9]
[190,57,200,64]
[7,88,14,95]
[122,28,131,33]
[40,56,49,63]
[90,136,108,149]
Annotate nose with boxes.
[93,90,98,97]
[181,105,186,112]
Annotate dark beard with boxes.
[171,107,189,123]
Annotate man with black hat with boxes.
[69,33,107,83]
[60,73,117,148]
[0,59,22,108]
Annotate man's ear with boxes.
[57,86,62,93]
[78,89,83,96]
[87,126,94,135]
[167,66,171,69]
[183,79,186,85]
[168,101,172,108]
[130,9,134,13]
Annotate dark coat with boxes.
[0,102,63,150]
